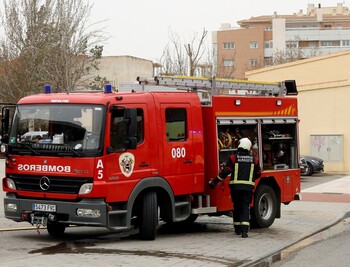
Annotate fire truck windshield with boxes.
[8,104,104,156]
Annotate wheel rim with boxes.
[258,193,273,220]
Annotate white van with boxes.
[21,131,48,141]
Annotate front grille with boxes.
[8,174,93,194]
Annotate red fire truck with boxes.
[1,76,300,240]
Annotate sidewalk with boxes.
[302,175,350,202]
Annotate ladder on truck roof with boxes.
[119,76,297,105]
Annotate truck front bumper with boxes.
[4,193,108,227]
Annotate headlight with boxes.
[5,203,18,212]
[78,183,93,194]
[6,178,16,190]
[0,144,7,153]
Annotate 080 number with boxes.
[171,147,186,158]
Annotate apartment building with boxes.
[213,3,350,79]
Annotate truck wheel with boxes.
[47,223,66,237]
[139,191,158,240]
[250,185,277,228]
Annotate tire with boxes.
[250,185,278,228]
[47,223,66,237]
[305,163,313,176]
[139,191,158,240]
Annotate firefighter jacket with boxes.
[218,149,261,191]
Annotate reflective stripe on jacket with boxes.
[218,150,261,191]
[230,161,255,186]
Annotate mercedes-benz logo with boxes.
[39,176,50,191]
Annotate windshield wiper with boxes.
[58,145,81,156]
[16,143,40,155]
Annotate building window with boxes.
[308,41,317,48]
[321,41,339,47]
[286,41,298,49]
[223,42,235,49]
[250,59,258,66]
[341,40,350,46]
[264,41,273,48]
[250,41,258,49]
[223,60,235,67]
[264,58,272,66]
[264,26,272,31]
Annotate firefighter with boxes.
[209,137,261,238]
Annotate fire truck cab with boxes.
[1,76,300,240]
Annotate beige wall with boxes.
[245,51,350,172]
[91,56,153,89]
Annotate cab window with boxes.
[165,108,187,142]
[110,108,144,150]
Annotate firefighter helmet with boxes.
[238,138,252,151]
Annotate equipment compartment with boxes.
[217,118,298,171]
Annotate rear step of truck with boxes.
[191,195,217,214]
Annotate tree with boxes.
[0,0,107,102]
[158,28,209,77]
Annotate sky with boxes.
[90,0,350,61]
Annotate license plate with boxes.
[32,203,56,212]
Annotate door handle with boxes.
[184,159,192,164]
[139,162,150,167]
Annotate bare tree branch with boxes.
[158,28,209,77]
[0,0,108,102]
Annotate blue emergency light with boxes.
[44,84,51,94]
[104,84,112,93]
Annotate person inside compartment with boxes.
[272,142,289,165]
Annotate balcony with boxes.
[285,27,350,41]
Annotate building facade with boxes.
[213,3,350,79]
[245,50,350,173]
[83,56,153,90]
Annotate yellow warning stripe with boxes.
[216,112,273,116]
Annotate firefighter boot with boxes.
[234,225,242,235]
[241,226,249,238]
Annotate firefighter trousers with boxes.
[231,189,253,232]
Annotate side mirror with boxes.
[124,108,137,149]
[1,134,9,144]
[1,105,16,143]
[1,108,10,138]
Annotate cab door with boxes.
[105,104,153,202]
[160,104,194,195]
